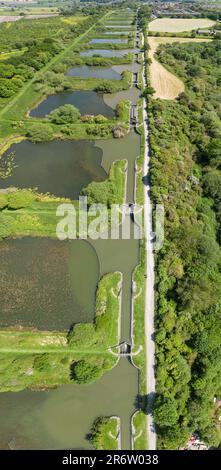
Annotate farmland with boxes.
[148,18,215,33]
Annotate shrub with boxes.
[34,354,52,372]
[95,81,114,93]
[94,114,107,123]
[0,194,8,210]
[27,123,54,142]
[48,104,80,124]
[8,190,35,209]
[80,114,95,123]
[112,124,128,138]
[71,360,101,384]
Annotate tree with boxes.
[203,169,221,202]
[154,396,179,427]
[71,360,101,384]
[0,64,16,78]
[8,190,35,209]
[27,123,54,142]
[48,104,80,124]
[205,138,221,168]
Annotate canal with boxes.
[0,13,142,450]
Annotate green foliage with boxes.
[71,360,102,384]
[95,81,115,93]
[88,417,118,450]
[0,194,8,210]
[149,40,221,448]
[48,104,81,124]
[27,123,54,142]
[81,159,126,207]
[7,190,35,209]
[154,396,178,427]
[67,272,121,358]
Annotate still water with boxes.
[0,358,138,449]
[66,65,121,80]
[30,90,114,119]
[89,38,127,44]
[0,238,99,330]
[80,49,136,58]
[0,140,107,199]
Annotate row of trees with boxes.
[149,40,221,448]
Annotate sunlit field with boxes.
[149,18,215,33]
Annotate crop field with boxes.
[0,15,86,52]
[148,18,215,33]
[148,36,211,99]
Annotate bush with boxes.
[48,104,81,124]
[71,360,101,384]
[27,123,54,142]
[82,180,115,207]
[80,114,95,123]
[88,417,111,450]
[112,124,128,138]
[154,396,179,427]
[0,194,8,210]
[8,190,35,209]
[95,81,114,93]
[34,354,51,372]
[94,114,108,123]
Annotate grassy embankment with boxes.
[0,271,121,391]
[88,417,119,450]
[132,411,147,450]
